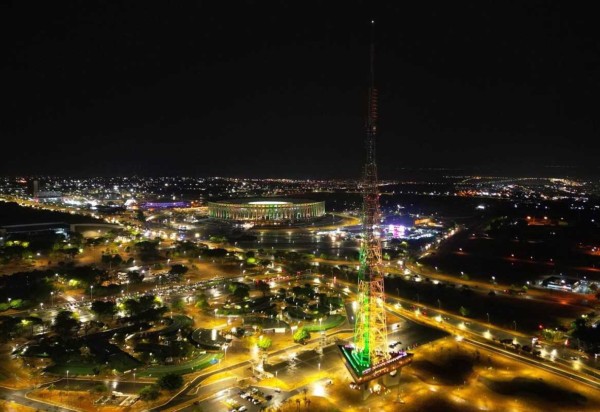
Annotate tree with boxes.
[293,328,310,343]
[158,373,184,391]
[195,293,209,309]
[101,254,122,266]
[257,335,272,351]
[52,311,80,335]
[123,298,140,316]
[138,385,160,401]
[127,270,145,284]
[459,306,470,317]
[135,240,160,261]
[171,297,186,312]
[136,210,146,223]
[256,280,270,297]
[169,264,188,277]
[230,284,249,300]
[91,300,116,319]
[0,316,22,341]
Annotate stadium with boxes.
[207,198,325,224]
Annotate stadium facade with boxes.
[207,198,325,224]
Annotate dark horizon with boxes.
[3,2,599,179]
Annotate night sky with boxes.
[3,1,599,178]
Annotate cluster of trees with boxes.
[0,269,55,305]
[134,240,160,262]
[228,282,250,301]
[120,295,167,322]
[61,265,110,288]
[168,264,188,281]
[101,253,132,266]
[0,232,84,264]
[571,316,600,351]
[53,310,80,335]
[255,280,270,296]
[195,293,209,310]
[293,327,311,343]
[91,300,117,319]
[171,241,208,259]
[138,373,184,401]
[0,315,43,340]
[291,284,316,299]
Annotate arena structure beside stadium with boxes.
[208,198,325,224]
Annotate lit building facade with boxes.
[208,198,325,223]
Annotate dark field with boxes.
[0,201,101,226]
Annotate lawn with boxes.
[138,352,223,377]
[45,362,98,376]
[302,314,345,332]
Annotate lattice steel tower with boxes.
[353,20,388,369]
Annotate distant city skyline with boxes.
[3,2,599,178]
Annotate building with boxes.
[1,222,70,236]
[207,198,325,224]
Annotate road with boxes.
[328,273,600,389]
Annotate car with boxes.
[265,395,273,401]
[252,399,261,405]
[569,356,579,361]
[239,393,248,399]
[238,407,247,412]
[274,388,281,393]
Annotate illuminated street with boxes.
[3,2,600,411]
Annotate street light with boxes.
[90,285,94,301]
[51,291,54,306]
[513,320,517,331]
[437,299,441,310]
[486,313,490,324]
